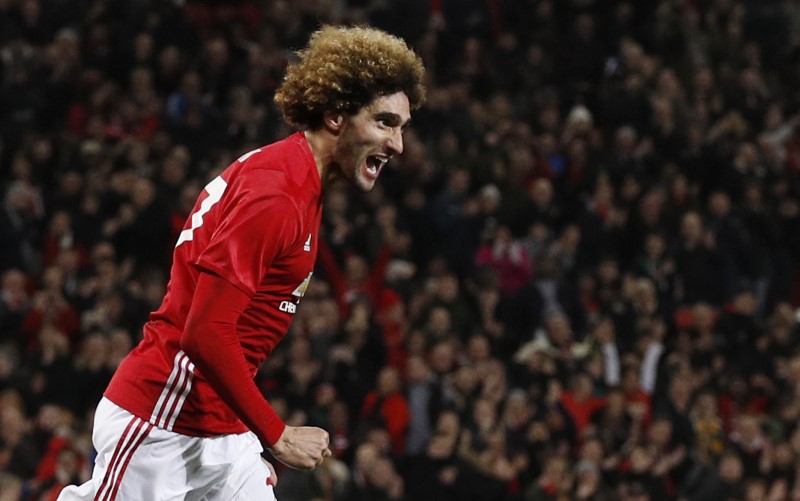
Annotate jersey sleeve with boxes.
[195,170,301,295]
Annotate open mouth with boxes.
[366,155,388,177]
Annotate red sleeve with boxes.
[181,271,286,446]
[196,171,300,295]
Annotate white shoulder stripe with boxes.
[176,176,227,247]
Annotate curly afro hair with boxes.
[274,25,426,130]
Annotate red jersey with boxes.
[105,132,322,437]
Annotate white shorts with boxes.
[57,398,276,501]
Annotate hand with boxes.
[269,426,331,470]
[261,458,278,487]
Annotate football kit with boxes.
[58,132,322,501]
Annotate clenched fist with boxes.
[269,426,332,470]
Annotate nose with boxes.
[386,128,403,155]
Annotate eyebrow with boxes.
[374,112,411,128]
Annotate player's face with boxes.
[332,92,411,192]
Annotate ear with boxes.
[323,113,345,134]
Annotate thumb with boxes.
[262,458,278,487]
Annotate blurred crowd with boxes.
[2,0,800,500]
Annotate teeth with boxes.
[367,156,387,175]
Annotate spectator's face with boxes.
[580,439,604,462]
[567,138,587,164]
[438,131,459,155]
[638,194,662,225]
[131,178,156,209]
[429,343,454,373]
[377,366,401,395]
[622,489,650,501]
[91,242,116,266]
[426,434,455,458]
[734,414,761,442]
[436,411,460,435]
[375,204,396,228]
[344,255,368,284]
[733,291,756,315]
[2,270,25,296]
[324,187,348,214]
[180,72,201,96]
[546,314,572,347]
[162,156,187,185]
[406,356,429,383]
[719,455,743,483]
[205,38,229,70]
[494,225,512,243]
[606,390,626,414]
[790,426,800,452]
[289,338,311,361]
[366,427,391,453]
[366,457,397,488]
[621,176,641,202]
[329,401,348,428]
[467,336,490,362]
[158,45,181,74]
[448,169,470,194]
[82,334,110,367]
[331,92,410,192]
[575,14,594,38]
[646,419,672,447]
[427,307,451,335]
[109,329,132,357]
[529,222,550,242]
[42,266,64,291]
[692,393,718,418]
[584,354,603,379]
[773,442,794,467]
[436,275,459,301]
[614,126,636,153]
[669,377,692,406]
[530,179,553,207]
[473,398,496,427]
[597,260,619,284]
[504,392,529,422]
[454,365,477,393]
[621,367,639,392]
[680,212,703,241]
[542,457,567,482]
[314,384,336,406]
[745,482,767,501]
[709,192,731,217]
[0,473,22,500]
[571,375,593,399]
[354,443,379,472]
[55,448,79,482]
[0,407,27,444]
[629,447,653,473]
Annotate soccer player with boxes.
[58,25,425,500]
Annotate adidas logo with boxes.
[303,234,312,252]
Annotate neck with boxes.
[303,129,337,189]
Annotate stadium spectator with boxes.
[2,1,800,500]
